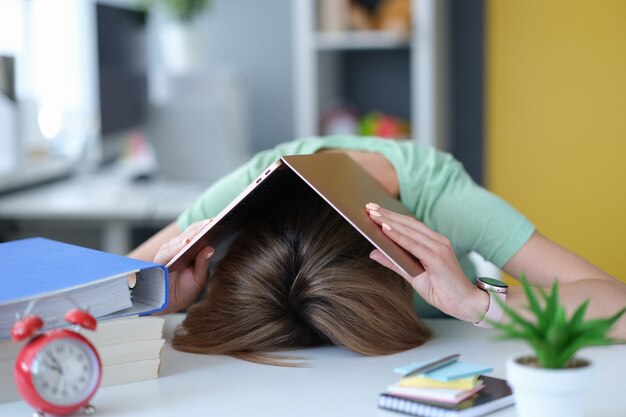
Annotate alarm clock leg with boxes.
[32,411,44,417]
[82,403,96,415]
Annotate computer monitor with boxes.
[95,3,148,164]
[0,56,15,102]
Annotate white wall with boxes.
[203,0,295,152]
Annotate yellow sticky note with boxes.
[399,375,479,390]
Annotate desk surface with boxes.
[0,167,207,223]
[0,167,208,253]
[1,315,624,417]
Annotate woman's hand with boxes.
[154,220,215,314]
[365,203,489,323]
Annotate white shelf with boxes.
[293,0,449,149]
[315,30,411,50]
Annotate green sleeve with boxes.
[176,147,287,231]
[424,158,535,269]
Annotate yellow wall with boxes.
[486,0,626,283]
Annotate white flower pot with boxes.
[159,20,207,75]
[506,353,594,417]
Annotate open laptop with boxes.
[167,152,424,278]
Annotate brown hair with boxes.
[173,185,431,365]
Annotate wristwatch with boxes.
[474,277,508,329]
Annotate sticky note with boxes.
[399,375,479,390]
[394,360,492,382]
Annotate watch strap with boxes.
[474,290,506,329]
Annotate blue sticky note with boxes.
[394,360,493,382]
[394,360,435,375]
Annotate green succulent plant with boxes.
[492,275,625,369]
[147,0,212,21]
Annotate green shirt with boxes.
[177,136,535,317]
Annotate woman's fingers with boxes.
[154,238,188,265]
[366,203,443,242]
[370,248,429,295]
[369,249,413,281]
[366,202,456,275]
[382,217,439,252]
[379,222,436,265]
[153,219,212,265]
[191,246,215,289]
[181,219,212,241]
[160,244,215,314]
[367,205,442,261]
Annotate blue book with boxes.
[394,360,493,382]
[0,237,168,339]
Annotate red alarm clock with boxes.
[12,309,102,417]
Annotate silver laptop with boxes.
[167,152,424,278]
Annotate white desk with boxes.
[1,315,624,417]
[0,168,208,254]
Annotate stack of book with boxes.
[0,238,170,404]
[379,357,515,417]
[0,316,165,403]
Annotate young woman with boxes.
[172,186,432,364]
[130,135,626,355]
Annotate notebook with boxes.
[387,380,485,404]
[166,152,425,277]
[378,376,514,417]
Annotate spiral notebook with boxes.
[378,376,514,417]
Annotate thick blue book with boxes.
[0,237,168,339]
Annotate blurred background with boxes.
[0,0,624,283]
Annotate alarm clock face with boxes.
[30,337,100,406]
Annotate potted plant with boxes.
[491,276,625,417]
[146,0,213,75]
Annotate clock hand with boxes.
[42,359,63,374]
[45,351,64,375]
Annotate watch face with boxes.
[30,338,100,406]
[478,277,508,288]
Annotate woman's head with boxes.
[173,185,431,364]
